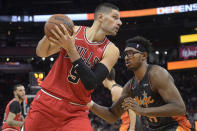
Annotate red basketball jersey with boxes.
[2,98,22,131]
[41,26,110,104]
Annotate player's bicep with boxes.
[150,66,185,106]
[6,112,16,122]
[100,43,120,72]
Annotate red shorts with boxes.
[24,89,93,131]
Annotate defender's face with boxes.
[14,86,26,100]
[102,9,122,36]
[124,47,144,70]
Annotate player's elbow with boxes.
[82,77,98,90]
[179,104,186,115]
[84,83,97,90]
[176,103,186,115]
[36,48,48,58]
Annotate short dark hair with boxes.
[106,68,115,80]
[94,3,119,20]
[125,36,152,53]
[13,84,24,91]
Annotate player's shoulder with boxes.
[106,42,119,53]
[150,65,168,76]
[149,65,171,84]
[73,26,81,34]
[9,100,20,107]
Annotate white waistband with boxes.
[41,89,62,100]
[69,102,86,106]
[40,89,87,106]
[2,128,18,131]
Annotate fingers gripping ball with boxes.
[44,14,74,39]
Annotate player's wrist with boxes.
[106,80,116,91]
[87,100,94,110]
[112,83,121,89]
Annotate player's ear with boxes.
[13,90,16,96]
[97,13,104,22]
[142,52,148,60]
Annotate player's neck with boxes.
[15,96,23,104]
[86,22,106,42]
[134,63,148,83]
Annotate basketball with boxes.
[44,14,74,39]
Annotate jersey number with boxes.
[68,66,80,84]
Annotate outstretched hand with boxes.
[48,24,75,50]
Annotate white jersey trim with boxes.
[84,27,107,45]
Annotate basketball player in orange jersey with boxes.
[103,68,142,131]
[24,3,122,131]
[2,84,25,131]
[87,36,192,131]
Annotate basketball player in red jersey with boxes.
[2,84,25,131]
[24,3,122,131]
[87,36,192,131]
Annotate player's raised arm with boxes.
[36,15,77,58]
[36,36,61,58]
[46,5,122,91]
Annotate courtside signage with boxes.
[157,3,197,15]
[0,3,196,22]
[179,45,197,59]
[167,59,197,70]
[180,34,197,44]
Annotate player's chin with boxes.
[21,95,26,100]
[126,64,135,70]
[110,32,117,36]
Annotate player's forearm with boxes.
[65,44,80,62]
[128,110,136,131]
[142,103,186,117]
[21,116,25,122]
[36,36,52,57]
[89,102,119,124]
[6,120,23,127]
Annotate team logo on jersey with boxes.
[143,83,149,87]
[135,91,158,123]
[135,91,154,108]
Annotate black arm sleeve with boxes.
[9,101,21,114]
[73,58,109,90]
